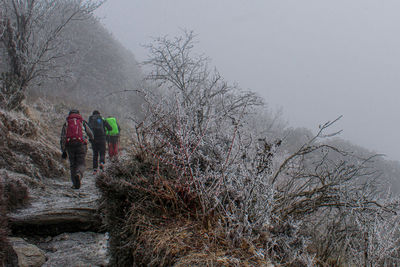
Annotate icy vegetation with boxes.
[0,0,143,120]
[97,32,400,266]
[2,0,400,266]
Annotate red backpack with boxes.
[66,113,85,144]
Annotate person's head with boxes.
[69,109,80,115]
[92,110,100,115]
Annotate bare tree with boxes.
[0,0,103,110]
[138,31,264,222]
[131,31,400,265]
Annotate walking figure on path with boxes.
[88,110,112,174]
[60,109,93,189]
[105,116,121,160]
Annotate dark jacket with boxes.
[88,114,112,139]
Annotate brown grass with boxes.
[133,219,270,267]
[3,178,29,211]
[96,150,273,266]
[0,109,65,179]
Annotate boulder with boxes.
[9,207,102,236]
[39,232,109,267]
[9,237,46,267]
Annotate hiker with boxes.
[60,109,93,189]
[88,110,112,174]
[105,116,121,160]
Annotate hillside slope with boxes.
[28,17,145,121]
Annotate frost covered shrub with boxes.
[98,32,400,266]
[269,121,400,265]
[140,32,400,265]
[138,31,281,238]
[129,31,312,264]
[97,150,276,266]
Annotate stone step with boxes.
[9,207,103,236]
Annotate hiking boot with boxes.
[75,173,81,189]
[99,163,105,171]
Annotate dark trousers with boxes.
[66,142,87,188]
[92,139,106,170]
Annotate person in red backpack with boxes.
[60,109,94,189]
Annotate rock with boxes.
[8,173,103,236]
[9,206,102,236]
[9,237,46,267]
[7,172,109,265]
[2,243,19,267]
[39,232,109,267]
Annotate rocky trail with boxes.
[8,171,109,267]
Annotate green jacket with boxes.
[105,117,120,136]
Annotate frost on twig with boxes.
[100,31,400,266]
[0,0,104,110]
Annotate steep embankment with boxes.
[0,107,64,180]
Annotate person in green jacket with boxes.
[105,116,120,160]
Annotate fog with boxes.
[96,0,400,161]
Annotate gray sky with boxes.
[96,0,400,161]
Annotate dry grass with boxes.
[97,150,274,266]
[133,219,270,267]
[0,108,65,179]
[2,174,29,211]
